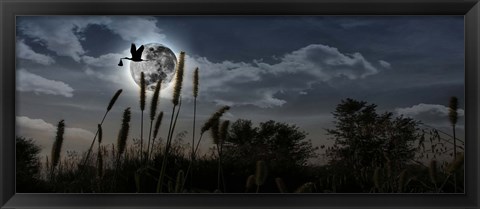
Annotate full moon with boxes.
[130,43,177,91]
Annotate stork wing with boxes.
[130,43,137,56]
[137,45,145,55]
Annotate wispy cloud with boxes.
[17,69,74,97]
[18,16,166,62]
[16,39,55,65]
[182,44,385,108]
[395,103,464,117]
[395,103,464,129]
[378,60,391,69]
[84,67,124,85]
[82,53,123,68]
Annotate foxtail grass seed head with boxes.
[201,106,230,134]
[172,51,185,106]
[219,120,230,143]
[295,182,314,193]
[140,72,146,111]
[175,170,185,193]
[107,89,123,111]
[449,96,458,125]
[51,120,65,169]
[98,124,103,144]
[447,152,464,173]
[429,160,437,184]
[193,67,199,98]
[275,177,288,193]
[150,79,162,121]
[246,174,256,191]
[255,160,268,186]
[117,107,131,156]
[153,111,164,139]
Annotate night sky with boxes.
[15,16,465,161]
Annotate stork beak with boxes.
[118,59,123,66]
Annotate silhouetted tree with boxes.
[326,98,420,179]
[16,136,45,192]
[222,119,318,191]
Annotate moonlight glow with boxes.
[130,43,177,91]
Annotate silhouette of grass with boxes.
[140,72,146,161]
[50,120,65,180]
[158,51,186,193]
[82,89,122,170]
[147,79,162,162]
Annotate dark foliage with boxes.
[325,98,421,190]
[16,137,47,192]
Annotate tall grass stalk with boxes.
[181,106,230,190]
[157,51,185,193]
[50,120,65,180]
[448,97,458,159]
[245,174,255,192]
[112,107,131,190]
[438,153,464,192]
[116,108,131,168]
[191,67,199,188]
[97,124,103,179]
[448,96,458,192]
[175,170,185,193]
[149,111,164,160]
[217,120,229,192]
[140,72,146,161]
[97,124,103,145]
[83,89,122,168]
[275,177,288,193]
[211,120,221,190]
[147,79,162,162]
[255,160,268,193]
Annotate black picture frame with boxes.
[1,0,479,208]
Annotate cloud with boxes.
[18,17,92,61]
[84,67,124,85]
[17,69,74,97]
[395,103,464,117]
[103,17,165,43]
[82,53,123,67]
[18,16,165,62]
[395,103,465,129]
[82,49,131,84]
[16,39,55,65]
[379,60,391,69]
[16,116,94,156]
[268,44,379,79]
[183,44,383,108]
[17,116,56,132]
